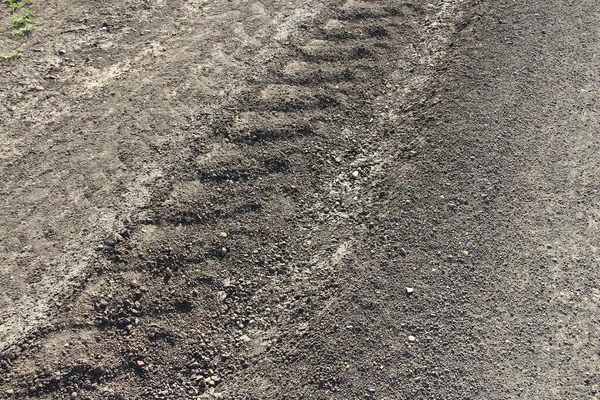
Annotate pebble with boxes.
[71,392,78,399]
[408,335,416,342]
[34,86,45,91]
[136,360,145,367]
[164,267,173,278]
[58,49,66,55]
[405,287,414,294]
[351,170,359,179]
[218,232,228,239]
[219,247,227,257]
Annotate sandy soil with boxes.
[1,0,598,399]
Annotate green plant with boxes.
[9,22,33,36]
[0,49,21,61]
[5,1,35,40]
[10,10,34,28]
[6,0,32,12]
[7,0,19,12]
[8,8,34,36]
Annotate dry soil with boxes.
[1,0,599,399]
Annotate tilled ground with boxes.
[1,0,600,399]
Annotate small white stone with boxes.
[408,335,416,342]
[351,170,359,179]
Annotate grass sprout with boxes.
[0,49,21,61]
[10,10,34,28]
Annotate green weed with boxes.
[7,0,19,12]
[9,22,33,36]
[7,7,35,36]
[10,10,34,28]
[0,49,21,61]
[6,0,32,13]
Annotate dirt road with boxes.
[1,0,599,398]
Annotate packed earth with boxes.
[1,0,599,399]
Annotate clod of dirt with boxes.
[103,233,123,247]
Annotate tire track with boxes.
[0,0,473,398]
